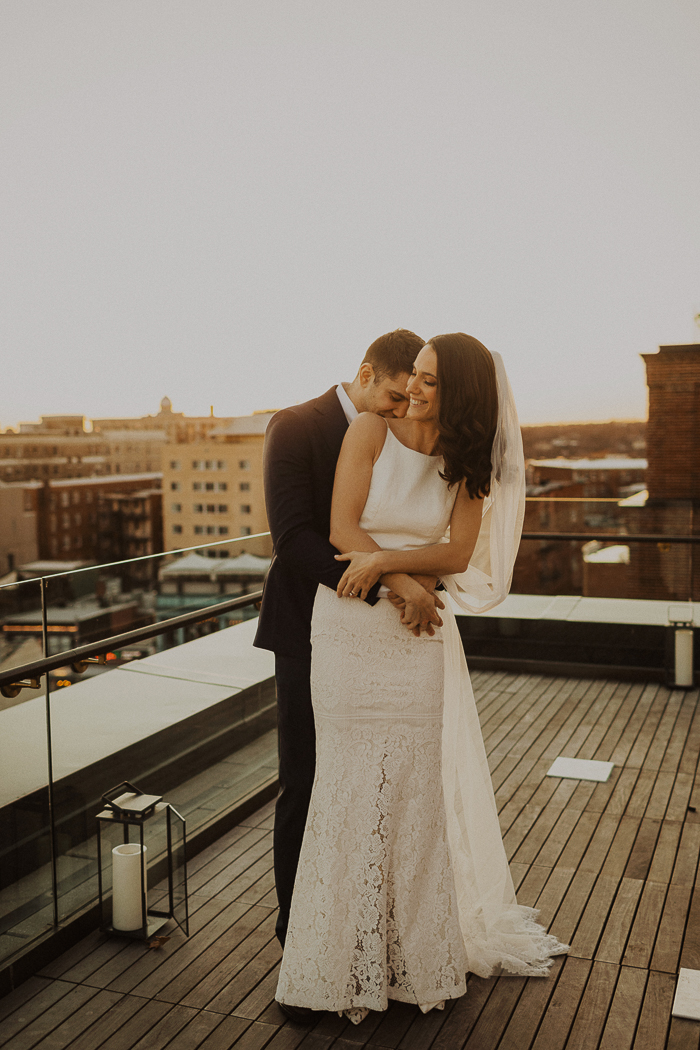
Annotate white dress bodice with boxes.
[360,425,456,551]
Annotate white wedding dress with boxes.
[276,425,567,1018]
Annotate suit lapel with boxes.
[312,386,349,458]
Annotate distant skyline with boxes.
[2,1,699,429]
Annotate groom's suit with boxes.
[254,386,380,945]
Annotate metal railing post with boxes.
[40,576,60,928]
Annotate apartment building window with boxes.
[217,460,226,469]
[205,482,214,491]
[239,460,250,470]
[170,460,181,470]
[217,482,227,492]
[218,504,228,513]
[74,512,82,526]
[194,525,204,535]
[206,526,215,535]
[62,512,70,528]
[240,526,251,536]
[218,526,229,535]
[206,504,215,513]
[239,482,250,491]
[172,503,182,513]
[205,460,212,469]
[193,481,202,491]
[171,481,180,491]
[173,524,183,535]
[240,504,251,514]
[61,491,70,507]
[194,503,204,513]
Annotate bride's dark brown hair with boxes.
[427,332,498,499]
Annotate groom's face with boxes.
[364,372,412,418]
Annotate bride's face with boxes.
[406,345,438,421]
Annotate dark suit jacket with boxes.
[254,386,379,657]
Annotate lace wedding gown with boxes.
[276,426,567,1017]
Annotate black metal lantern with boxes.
[96,781,189,941]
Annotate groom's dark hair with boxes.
[362,329,423,381]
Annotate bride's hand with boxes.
[334,551,383,599]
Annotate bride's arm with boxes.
[330,415,444,626]
[328,413,384,557]
[335,481,483,599]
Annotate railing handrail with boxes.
[0,589,263,690]
[521,532,700,543]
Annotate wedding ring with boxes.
[350,591,356,597]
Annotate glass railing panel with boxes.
[514,497,698,602]
[0,537,273,965]
[0,576,44,677]
[2,534,269,666]
[0,619,55,964]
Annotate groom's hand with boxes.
[387,578,444,637]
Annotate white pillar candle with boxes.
[675,629,694,688]
[112,843,147,931]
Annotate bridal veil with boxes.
[441,349,568,977]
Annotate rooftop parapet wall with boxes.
[642,343,700,501]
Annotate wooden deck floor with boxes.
[2,669,700,1050]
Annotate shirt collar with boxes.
[335,383,358,425]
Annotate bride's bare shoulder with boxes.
[343,413,388,462]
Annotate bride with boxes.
[275,333,567,1022]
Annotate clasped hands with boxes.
[335,551,444,637]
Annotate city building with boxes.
[95,488,164,588]
[91,396,234,443]
[36,473,163,564]
[157,550,270,624]
[0,481,39,577]
[527,456,647,499]
[0,415,163,481]
[0,473,163,573]
[162,412,274,558]
[1,400,231,483]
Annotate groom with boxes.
[254,329,444,958]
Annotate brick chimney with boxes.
[642,344,700,501]
[626,344,700,601]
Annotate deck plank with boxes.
[597,965,648,1050]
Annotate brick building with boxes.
[34,473,163,563]
[513,458,646,597]
[623,344,700,602]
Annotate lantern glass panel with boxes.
[168,806,189,935]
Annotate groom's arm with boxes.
[263,409,380,603]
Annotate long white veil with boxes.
[439,350,568,977]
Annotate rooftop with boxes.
[160,552,271,578]
[2,666,699,1049]
[213,412,276,437]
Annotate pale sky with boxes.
[1,0,699,428]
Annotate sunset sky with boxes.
[1,0,699,428]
